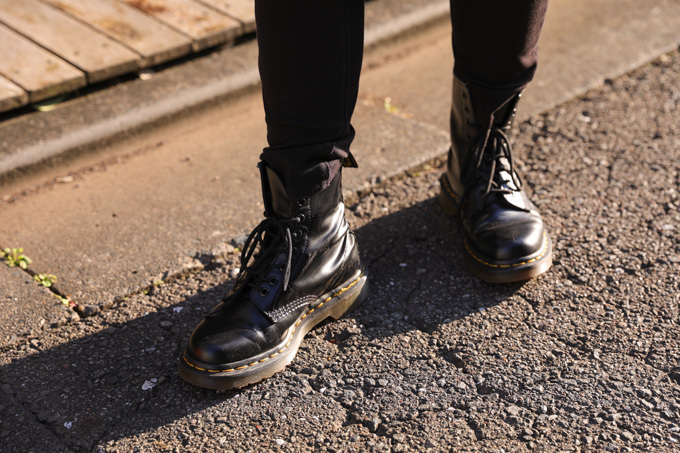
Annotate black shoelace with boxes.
[236,214,302,298]
[461,126,523,206]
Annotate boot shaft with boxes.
[448,76,521,196]
[260,162,345,244]
[256,162,359,315]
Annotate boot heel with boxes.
[439,175,459,216]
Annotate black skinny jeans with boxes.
[256,0,549,198]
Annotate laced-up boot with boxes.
[440,76,552,282]
[180,162,368,389]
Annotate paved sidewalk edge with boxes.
[0,1,450,183]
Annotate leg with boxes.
[257,0,365,199]
[451,0,549,124]
[179,0,368,389]
[442,0,552,282]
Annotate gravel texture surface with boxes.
[1,51,679,452]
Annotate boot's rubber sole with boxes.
[179,269,369,390]
[439,174,552,283]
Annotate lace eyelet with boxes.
[292,229,303,239]
[297,199,306,207]
[269,277,279,285]
[259,287,269,297]
[297,214,305,222]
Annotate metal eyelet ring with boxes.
[297,199,305,207]
[297,214,305,222]
[259,288,269,297]
[292,230,302,239]
[270,277,279,285]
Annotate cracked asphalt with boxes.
[1,49,679,452]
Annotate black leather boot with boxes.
[180,162,368,389]
[440,76,552,282]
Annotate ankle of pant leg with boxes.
[260,145,355,201]
[260,123,358,200]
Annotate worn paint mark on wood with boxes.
[45,0,193,66]
[121,0,241,50]
[197,0,255,33]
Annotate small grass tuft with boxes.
[34,273,58,287]
[1,247,32,269]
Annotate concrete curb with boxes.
[0,0,450,183]
[0,68,260,178]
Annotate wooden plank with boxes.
[0,75,29,113]
[0,0,140,83]
[198,0,255,33]
[44,0,193,66]
[121,0,241,50]
[0,24,85,103]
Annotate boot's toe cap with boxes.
[187,319,265,365]
[472,215,545,262]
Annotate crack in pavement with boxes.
[0,377,71,452]
[0,241,79,321]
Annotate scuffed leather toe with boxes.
[187,318,266,364]
[470,214,545,261]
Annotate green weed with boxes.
[1,247,32,269]
[34,273,58,287]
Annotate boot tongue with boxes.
[265,167,291,218]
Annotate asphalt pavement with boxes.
[1,1,680,451]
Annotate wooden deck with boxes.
[0,0,254,113]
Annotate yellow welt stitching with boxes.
[464,232,549,269]
[321,275,360,304]
[182,274,363,373]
